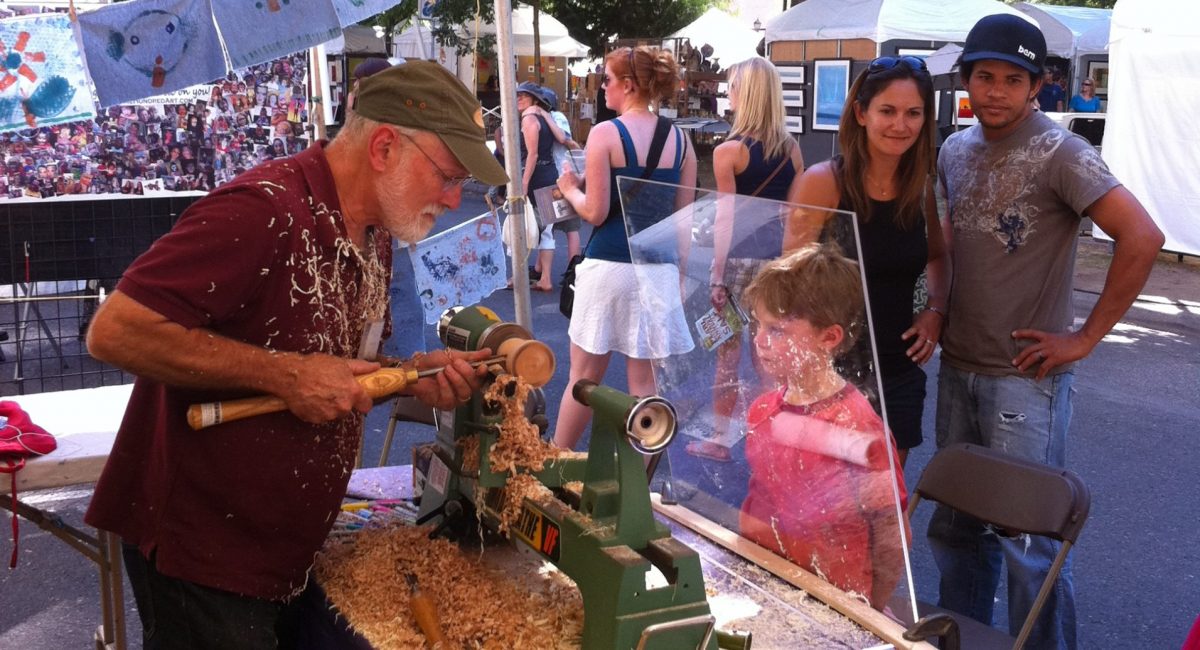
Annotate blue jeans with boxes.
[928,365,1077,650]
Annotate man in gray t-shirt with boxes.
[928,14,1163,650]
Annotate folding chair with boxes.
[899,443,1091,650]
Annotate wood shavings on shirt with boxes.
[315,524,583,649]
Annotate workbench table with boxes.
[1,383,133,650]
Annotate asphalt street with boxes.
[2,193,1197,649]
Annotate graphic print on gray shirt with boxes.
[937,112,1119,375]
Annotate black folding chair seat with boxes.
[899,443,1091,650]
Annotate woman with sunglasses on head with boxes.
[1068,78,1102,113]
[783,55,950,467]
[689,57,805,463]
[552,45,698,450]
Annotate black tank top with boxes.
[834,195,928,378]
[520,114,558,195]
[728,137,796,259]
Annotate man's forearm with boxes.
[87,291,303,396]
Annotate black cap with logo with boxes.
[961,14,1047,75]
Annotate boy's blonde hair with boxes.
[744,243,865,355]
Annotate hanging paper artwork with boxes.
[410,213,507,325]
[78,0,228,109]
[330,0,404,29]
[211,0,341,70]
[0,15,96,133]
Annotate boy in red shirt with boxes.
[738,243,909,609]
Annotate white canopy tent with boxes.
[394,21,446,61]
[668,8,762,68]
[1100,0,1200,256]
[1014,3,1111,59]
[326,25,389,56]
[764,0,1033,45]
[460,4,589,58]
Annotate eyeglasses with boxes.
[867,56,929,74]
[396,131,473,193]
[1082,82,1094,87]
[627,48,639,86]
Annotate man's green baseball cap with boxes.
[353,60,508,186]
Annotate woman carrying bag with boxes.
[551,46,698,450]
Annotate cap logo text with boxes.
[1018,45,1036,60]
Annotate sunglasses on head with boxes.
[867,55,928,74]
[1082,82,1094,86]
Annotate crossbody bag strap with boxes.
[640,115,674,180]
[749,141,793,197]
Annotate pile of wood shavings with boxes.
[316,524,583,649]
[483,374,562,475]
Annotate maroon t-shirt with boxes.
[85,143,393,599]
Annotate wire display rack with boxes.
[0,196,199,395]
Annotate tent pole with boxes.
[309,46,327,141]
[495,0,534,331]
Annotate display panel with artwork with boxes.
[0,54,311,200]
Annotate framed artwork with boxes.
[782,90,805,109]
[1087,61,1110,95]
[785,115,804,134]
[954,90,977,126]
[777,64,806,85]
[897,48,936,59]
[812,59,851,132]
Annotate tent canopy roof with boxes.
[668,7,762,68]
[765,0,1032,45]
[461,4,589,57]
[1015,3,1111,58]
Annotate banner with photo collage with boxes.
[0,52,310,199]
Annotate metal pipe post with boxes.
[493,0,533,330]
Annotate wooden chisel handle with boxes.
[186,367,419,430]
[410,591,448,647]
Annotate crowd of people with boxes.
[547,15,1159,650]
[0,54,310,199]
[71,12,1162,650]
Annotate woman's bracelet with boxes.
[924,305,946,317]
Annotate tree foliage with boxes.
[368,0,715,61]
[541,0,713,57]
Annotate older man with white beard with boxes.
[82,61,507,650]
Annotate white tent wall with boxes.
[1099,0,1200,256]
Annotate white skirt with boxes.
[568,258,695,359]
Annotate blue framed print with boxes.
[812,59,850,132]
